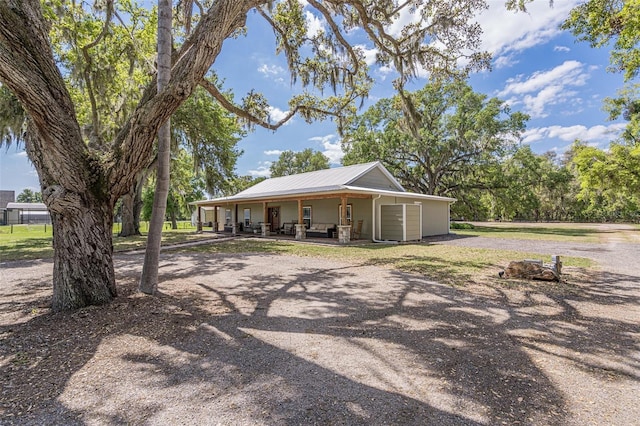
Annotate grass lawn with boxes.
[1,221,598,288]
[450,221,640,243]
[182,238,593,288]
[451,223,601,242]
[0,222,211,261]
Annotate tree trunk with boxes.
[50,198,117,311]
[0,0,263,309]
[120,191,140,236]
[139,0,172,294]
[119,169,147,236]
[170,209,178,229]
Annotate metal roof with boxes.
[223,162,404,200]
[6,202,47,210]
[192,162,456,206]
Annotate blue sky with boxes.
[0,0,627,194]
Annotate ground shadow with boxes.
[1,249,638,424]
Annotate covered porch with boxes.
[193,192,372,244]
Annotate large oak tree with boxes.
[0,0,491,310]
[342,79,528,197]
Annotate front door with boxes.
[268,206,280,232]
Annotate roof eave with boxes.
[191,186,456,206]
[342,186,457,202]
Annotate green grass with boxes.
[182,239,593,287]
[0,222,597,288]
[450,223,601,242]
[0,224,55,260]
[0,222,209,261]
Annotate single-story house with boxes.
[191,161,455,243]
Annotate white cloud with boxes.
[521,128,545,144]
[554,45,570,52]
[248,162,272,178]
[268,106,291,125]
[477,0,581,67]
[523,86,579,118]
[305,10,324,38]
[264,150,283,156]
[385,4,422,38]
[500,61,586,96]
[363,1,580,77]
[258,63,285,77]
[257,63,286,85]
[494,54,519,69]
[375,65,395,81]
[16,151,28,157]
[499,61,590,118]
[522,123,626,145]
[310,134,343,165]
[355,44,378,66]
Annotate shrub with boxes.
[450,222,475,230]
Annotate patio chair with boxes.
[351,219,363,240]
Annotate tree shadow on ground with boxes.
[1,250,638,424]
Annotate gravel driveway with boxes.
[1,230,639,425]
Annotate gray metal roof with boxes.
[6,202,47,210]
[191,162,458,205]
[235,161,402,198]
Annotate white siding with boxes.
[350,198,372,240]
[376,195,450,237]
[350,167,402,191]
[405,204,421,241]
[421,201,450,236]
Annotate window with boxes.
[339,204,352,225]
[243,208,251,227]
[225,209,232,225]
[303,206,312,228]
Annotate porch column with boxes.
[231,204,237,236]
[339,195,350,243]
[296,199,306,240]
[196,206,202,232]
[263,202,268,226]
[340,195,348,225]
[337,225,351,244]
[212,206,218,232]
[262,202,269,236]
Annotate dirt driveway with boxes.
[1,229,639,425]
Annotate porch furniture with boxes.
[351,219,363,240]
[281,222,297,235]
[247,223,263,233]
[223,222,242,233]
[306,223,337,238]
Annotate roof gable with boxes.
[348,165,404,191]
[235,161,403,199]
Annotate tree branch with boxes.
[307,0,360,74]
[199,77,350,131]
[82,0,114,149]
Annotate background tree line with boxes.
[338,77,638,223]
